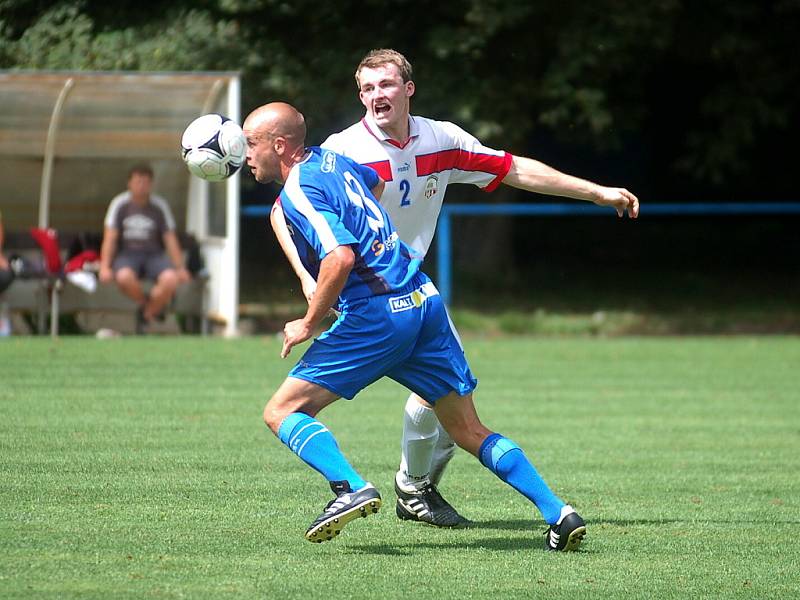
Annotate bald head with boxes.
[243,102,308,184]
[243,102,306,148]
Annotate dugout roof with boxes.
[0,71,242,335]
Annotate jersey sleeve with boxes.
[344,156,380,191]
[437,121,512,192]
[280,175,358,262]
[151,196,176,231]
[320,132,342,153]
[104,193,125,229]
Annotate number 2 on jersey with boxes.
[399,179,411,207]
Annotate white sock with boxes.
[557,505,575,525]
[397,394,439,491]
[430,422,456,486]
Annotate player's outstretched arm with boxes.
[502,155,639,218]
[270,203,318,302]
[282,245,354,358]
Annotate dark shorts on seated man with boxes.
[112,251,174,280]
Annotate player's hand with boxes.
[176,267,192,283]
[281,318,313,358]
[594,187,639,218]
[99,266,113,284]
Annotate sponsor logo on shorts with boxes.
[389,290,424,312]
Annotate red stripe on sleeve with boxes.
[363,160,393,181]
[415,149,512,186]
[482,151,513,192]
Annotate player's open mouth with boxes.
[374,103,391,116]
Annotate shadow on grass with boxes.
[344,543,415,556]
[344,514,800,556]
[469,519,538,532]
[345,520,558,555]
[347,536,546,555]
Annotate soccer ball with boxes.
[181,114,246,182]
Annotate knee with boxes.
[452,428,486,455]
[115,268,138,287]
[158,269,179,291]
[443,420,492,457]
[434,393,492,456]
[262,379,332,437]
[263,395,290,435]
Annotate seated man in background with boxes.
[99,164,190,333]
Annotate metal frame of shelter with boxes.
[0,70,242,336]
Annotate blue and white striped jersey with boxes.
[278,146,423,307]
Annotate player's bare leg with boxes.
[143,268,178,321]
[114,267,146,305]
[115,267,149,333]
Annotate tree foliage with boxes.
[1,0,798,199]
[0,2,246,70]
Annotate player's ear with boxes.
[358,90,369,109]
[405,80,415,99]
[273,136,286,155]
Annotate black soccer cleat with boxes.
[395,479,472,528]
[134,306,147,335]
[544,505,586,551]
[305,481,381,543]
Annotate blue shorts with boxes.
[289,274,477,402]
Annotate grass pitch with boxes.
[1,336,798,599]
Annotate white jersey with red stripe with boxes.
[321,114,512,256]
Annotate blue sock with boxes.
[277,412,367,492]
[479,433,565,524]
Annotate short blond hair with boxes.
[355,49,413,88]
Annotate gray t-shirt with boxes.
[104,192,176,253]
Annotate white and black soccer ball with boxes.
[181,114,246,182]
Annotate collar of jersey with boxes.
[362,114,419,149]
[286,148,315,181]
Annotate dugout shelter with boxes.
[0,71,241,336]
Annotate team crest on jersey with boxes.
[424,174,439,199]
[321,151,337,173]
